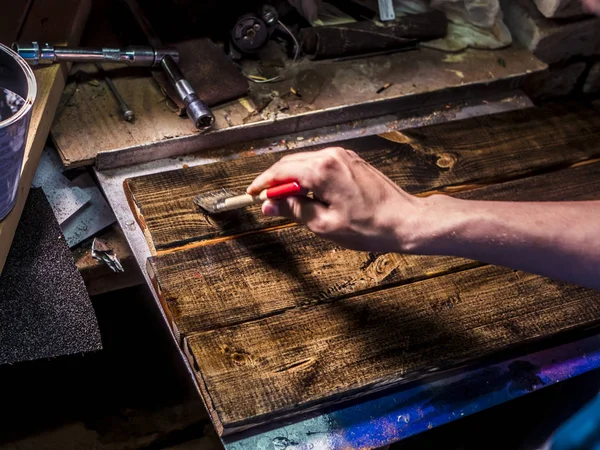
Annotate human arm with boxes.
[247,147,600,290]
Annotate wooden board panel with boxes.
[532,0,584,18]
[126,105,600,252]
[149,160,600,338]
[0,0,91,275]
[130,106,600,436]
[186,265,600,434]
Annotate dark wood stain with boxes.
[186,266,600,434]
[125,105,600,252]
[151,161,600,337]
[125,105,600,436]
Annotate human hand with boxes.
[247,147,429,253]
[582,0,600,14]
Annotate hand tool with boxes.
[13,38,214,130]
[12,42,178,67]
[123,0,215,131]
[92,237,124,273]
[194,182,305,214]
[95,64,134,122]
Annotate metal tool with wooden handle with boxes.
[194,182,305,214]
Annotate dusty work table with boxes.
[94,101,600,448]
[50,0,545,170]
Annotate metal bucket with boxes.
[0,42,37,221]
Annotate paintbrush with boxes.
[194,182,305,214]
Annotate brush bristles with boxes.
[193,188,237,213]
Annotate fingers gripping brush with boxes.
[194,182,305,214]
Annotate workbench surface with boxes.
[97,102,600,446]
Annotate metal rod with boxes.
[160,55,214,130]
[123,0,215,131]
[96,64,134,122]
[12,42,178,67]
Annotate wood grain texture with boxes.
[131,106,600,436]
[150,227,472,339]
[126,105,600,252]
[186,265,600,434]
[0,0,91,275]
[52,62,197,168]
[149,160,600,338]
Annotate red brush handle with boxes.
[264,182,303,199]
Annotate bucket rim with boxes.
[0,42,37,130]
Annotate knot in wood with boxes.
[436,153,456,169]
[220,345,251,365]
[373,255,392,274]
[364,253,402,283]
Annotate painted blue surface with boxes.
[226,334,600,450]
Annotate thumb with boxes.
[262,196,328,227]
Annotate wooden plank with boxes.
[0,0,91,275]
[186,265,600,434]
[149,160,600,338]
[126,105,600,253]
[51,64,195,168]
[0,1,33,45]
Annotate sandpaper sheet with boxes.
[0,189,102,365]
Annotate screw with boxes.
[253,23,261,31]
[96,64,134,122]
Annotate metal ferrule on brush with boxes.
[194,182,303,214]
[212,192,266,213]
